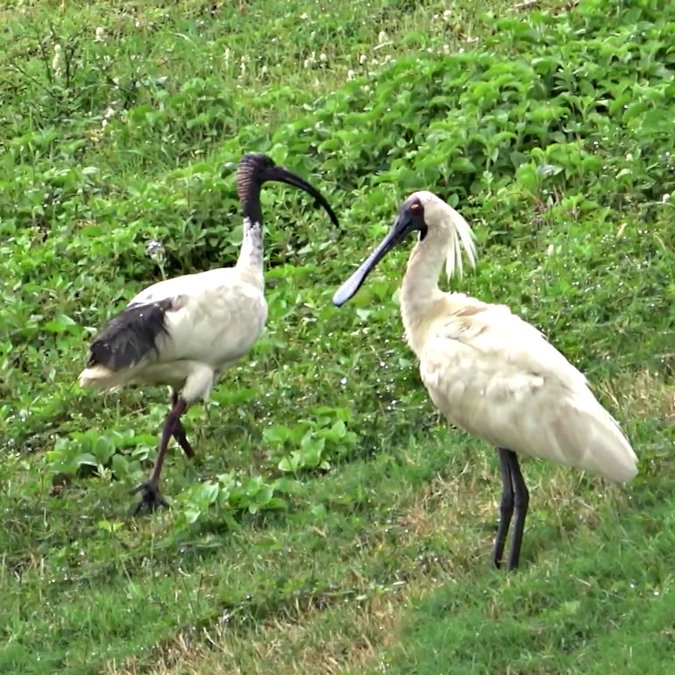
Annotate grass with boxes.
[1,0,673,672]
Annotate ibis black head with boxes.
[236,153,339,227]
[332,194,428,307]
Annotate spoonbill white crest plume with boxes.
[333,191,637,570]
[79,153,339,514]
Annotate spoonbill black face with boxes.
[237,153,340,228]
[333,196,426,307]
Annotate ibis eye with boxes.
[410,201,422,213]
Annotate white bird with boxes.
[333,191,637,570]
[79,153,339,514]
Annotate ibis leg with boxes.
[170,390,195,458]
[505,449,529,571]
[131,397,189,515]
[493,447,515,569]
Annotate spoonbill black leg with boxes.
[506,448,529,571]
[493,447,515,569]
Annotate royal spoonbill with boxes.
[333,191,637,569]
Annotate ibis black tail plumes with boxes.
[85,299,173,372]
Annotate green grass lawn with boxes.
[1,0,673,672]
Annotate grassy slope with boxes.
[1,0,673,673]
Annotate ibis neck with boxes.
[235,186,265,289]
[400,229,449,352]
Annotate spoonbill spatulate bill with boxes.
[79,153,339,514]
[333,191,637,570]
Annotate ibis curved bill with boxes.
[334,191,637,570]
[80,153,338,514]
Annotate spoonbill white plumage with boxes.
[79,153,339,514]
[333,191,637,570]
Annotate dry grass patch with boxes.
[103,577,440,675]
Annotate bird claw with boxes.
[130,481,169,516]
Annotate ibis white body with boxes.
[79,266,267,404]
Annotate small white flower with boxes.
[378,30,387,43]
[145,240,164,256]
[546,244,555,256]
[347,69,355,80]
[443,9,452,18]
[146,240,167,277]
[319,52,327,62]
[94,27,105,42]
[626,152,633,161]
[359,53,367,64]
[300,12,308,20]
[442,44,451,55]
[662,193,671,203]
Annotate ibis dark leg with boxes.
[170,390,195,459]
[131,396,188,515]
[493,447,515,569]
[505,449,529,571]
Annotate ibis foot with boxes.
[131,480,169,516]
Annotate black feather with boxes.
[87,298,173,371]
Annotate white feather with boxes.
[409,192,477,279]
[444,205,477,280]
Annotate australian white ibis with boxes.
[333,191,637,570]
[79,153,339,514]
